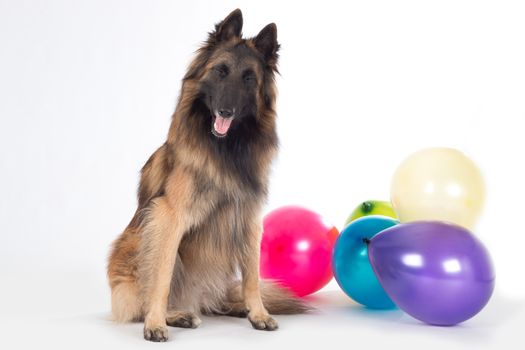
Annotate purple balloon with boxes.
[368,221,495,326]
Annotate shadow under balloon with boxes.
[307,290,405,322]
[306,289,524,345]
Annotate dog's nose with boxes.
[218,108,233,118]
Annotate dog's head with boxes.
[184,9,279,138]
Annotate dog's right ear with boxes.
[213,9,243,42]
[186,9,243,80]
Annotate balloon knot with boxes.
[362,201,374,213]
[363,238,371,245]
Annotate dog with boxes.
[107,9,308,342]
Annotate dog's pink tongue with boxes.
[214,116,233,135]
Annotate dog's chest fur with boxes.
[164,143,268,312]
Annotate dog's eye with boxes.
[243,70,256,83]
[214,65,229,78]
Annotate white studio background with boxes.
[0,1,524,349]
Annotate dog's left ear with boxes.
[215,9,243,42]
[254,23,279,62]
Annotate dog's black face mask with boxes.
[199,45,261,138]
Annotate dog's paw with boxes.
[226,308,249,318]
[219,302,249,318]
[248,313,279,331]
[144,325,169,342]
[166,311,202,329]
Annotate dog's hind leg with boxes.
[111,281,143,322]
[166,311,202,328]
[108,225,144,323]
[207,285,248,317]
[213,302,249,318]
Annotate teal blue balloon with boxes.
[333,215,398,309]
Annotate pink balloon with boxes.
[260,206,339,297]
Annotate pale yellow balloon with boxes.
[391,148,485,230]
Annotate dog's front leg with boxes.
[140,197,187,342]
[241,219,279,331]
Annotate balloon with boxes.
[260,206,339,297]
[368,221,495,326]
[345,200,397,226]
[333,216,398,309]
[391,147,485,230]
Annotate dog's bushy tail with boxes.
[227,281,311,315]
[260,281,312,314]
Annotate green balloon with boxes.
[345,200,397,227]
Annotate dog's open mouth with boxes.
[212,114,234,138]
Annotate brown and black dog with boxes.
[107,9,308,342]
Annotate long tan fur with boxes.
[107,9,309,342]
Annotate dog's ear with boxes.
[254,23,279,62]
[215,9,243,42]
